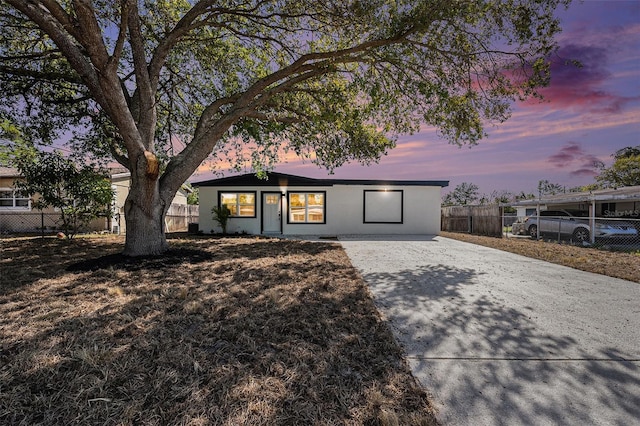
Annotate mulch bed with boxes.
[0,236,437,425]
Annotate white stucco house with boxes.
[193,172,448,236]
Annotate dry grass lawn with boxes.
[441,231,640,283]
[0,235,437,426]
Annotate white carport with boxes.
[506,186,640,244]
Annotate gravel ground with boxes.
[440,232,640,283]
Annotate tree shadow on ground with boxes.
[0,237,338,290]
[361,265,640,426]
[0,238,437,425]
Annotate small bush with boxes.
[211,205,232,234]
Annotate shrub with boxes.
[211,205,232,234]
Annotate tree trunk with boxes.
[122,170,169,256]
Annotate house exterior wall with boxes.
[109,175,193,234]
[110,174,130,233]
[199,184,442,235]
[0,176,15,188]
[0,175,58,213]
[1,174,62,233]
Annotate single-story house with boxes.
[1,166,195,234]
[192,172,449,236]
[509,186,640,219]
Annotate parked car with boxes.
[512,209,638,243]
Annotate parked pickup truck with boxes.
[511,209,638,243]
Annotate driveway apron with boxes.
[339,235,640,426]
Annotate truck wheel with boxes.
[528,225,537,238]
[573,228,590,243]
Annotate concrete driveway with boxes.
[339,235,640,426]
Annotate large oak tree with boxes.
[0,0,570,255]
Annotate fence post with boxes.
[41,211,44,239]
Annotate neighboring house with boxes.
[0,167,196,234]
[109,170,195,234]
[193,172,449,236]
[509,186,640,219]
[1,166,59,233]
[0,167,30,210]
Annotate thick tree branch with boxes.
[40,0,77,37]
[107,0,130,71]
[72,0,109,69]
[4,0,105,104]
[148,0,217,92]
[159,28,418,195]
[126,2,155,149]
[0,64,83,84]
[244,111,300,124]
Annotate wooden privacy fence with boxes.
[441,205,503,237]
[165,203,199,232]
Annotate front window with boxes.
[363,190,403,223]
[289,192,325,223]
[220,192,256,217]
[0,188,31,210]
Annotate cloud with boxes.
[547,142,601,177]
[570,167,598,178]
[526,44,640,114]
[548,141,583,166]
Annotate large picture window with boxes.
[288,192,325,223]
[0,188,31,210]
[363,190,403,223]
[219,192,256,217]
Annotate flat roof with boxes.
[507,185,640,206]
[192,171,449,188]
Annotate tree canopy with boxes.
[537,179,565,196]
[442,181,480,206]
[596,146,640,188]
[0,0,572,255]
[2,125,113,238]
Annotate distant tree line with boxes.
[442,145,640,207]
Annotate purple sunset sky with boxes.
[194,0,640,197]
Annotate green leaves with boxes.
[596,146,640,188]
[6,126,114,238]
[1,0,572,179]
[443,182,480,206]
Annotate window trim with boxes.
[0,187,31,211]
[287,191,327,224]
[217,191,257,218]
[363,189,404,224]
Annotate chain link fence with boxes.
[441,205,640,252]
[1,203,199,236]
[508,214,640,252]
[0,212,109,236]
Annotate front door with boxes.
[262,192,282,233]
